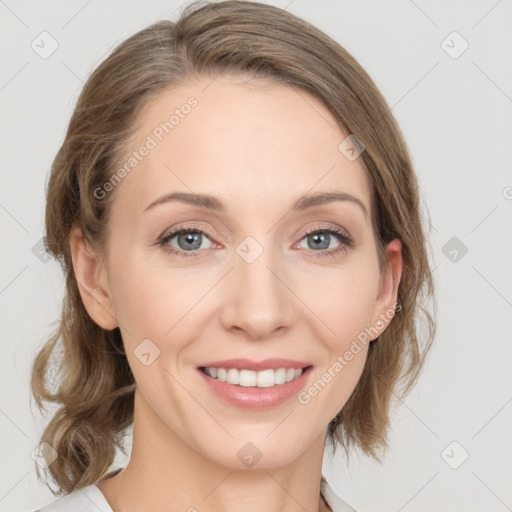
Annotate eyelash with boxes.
[156,224,353,259]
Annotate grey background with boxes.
[1,0,511,510]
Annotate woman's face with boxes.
[75,75,401,469]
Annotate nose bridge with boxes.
[219,233,294,339]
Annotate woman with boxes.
[31,1,436,510]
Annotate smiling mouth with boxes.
[199,365,313,388]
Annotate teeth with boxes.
[202,367,304,387]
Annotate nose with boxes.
[219,243,295,340]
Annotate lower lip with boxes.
[198,367,313,410]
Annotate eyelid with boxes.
[157,224,217,249]
[302,224,352,243]
[157,222,218,242]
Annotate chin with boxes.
[194,427,316,471]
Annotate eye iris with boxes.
[179,232,202,250]
[309,232,330,250]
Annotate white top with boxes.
[34,471,357,512]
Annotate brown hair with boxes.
[31,0,436,495]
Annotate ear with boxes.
[69,226,118,330]
[369,238,403,340]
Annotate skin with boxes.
[70,75,402,512]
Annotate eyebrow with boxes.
[143,191,368,219]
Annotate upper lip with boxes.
[198,358,313,371]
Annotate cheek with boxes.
[330,278,379,344]
[108,252,209,345]
[297,268,378,420]
[296,257,381,344]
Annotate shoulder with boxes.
[320,474,358,512]
[34,485,113,512]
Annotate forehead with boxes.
[110,76,372,219]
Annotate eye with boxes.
[157,226,215,259]
[156,224,353,259]
[296,226,353,258]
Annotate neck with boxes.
[98,388,331,512]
